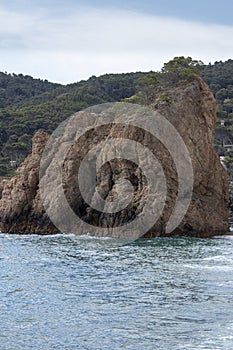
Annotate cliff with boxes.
[0,77,230,237]
[229,181,233,226]
[0,131,56,233]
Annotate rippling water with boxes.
[1,234,233,350]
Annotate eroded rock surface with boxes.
[0,131,57,233]
[0,78,229,236]
[229,181,233,226]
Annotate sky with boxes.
[0,0,233,84]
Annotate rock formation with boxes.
[0,77,230,236]
[0,131,57,233]
[229,181,233,227]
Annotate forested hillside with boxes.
[0,59,232,176]
[0,72,61,108]
[201,60,233,165]
[0,72,144,175]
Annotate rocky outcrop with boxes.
[0,177,10,198]
[0,78,230,236]
[0,131,57,233]
[229,181,233,226]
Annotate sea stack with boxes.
[0,77,229,237]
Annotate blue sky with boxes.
[66,0,233,25]
[0,0,233,83]
[3,0,233,25]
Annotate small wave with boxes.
[76,233,113,240]
[40,233,77,238]
[213,234,233,241]
[202,255,232,261]
[184,264,233,271]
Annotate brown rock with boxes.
[229,181,233,226]
[0,177,10,199]
[0,78,229,236]
[0,130,57,233]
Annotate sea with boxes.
[1,233,233,350]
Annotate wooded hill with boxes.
[0,59,232,176]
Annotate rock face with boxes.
[0,77,230,236]
[0,177,10,198]
[229,181,233,227]
[0,131,57,233]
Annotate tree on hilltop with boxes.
[161,56,203,82]
[135,56,202,104]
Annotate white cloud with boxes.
[0,6,233,83]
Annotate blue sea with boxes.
[1,233,233,350]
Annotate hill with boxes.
[201,60,233,170]
[0,72,60,108]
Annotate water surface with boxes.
[1,234,233,349]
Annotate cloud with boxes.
[0,5,233,83]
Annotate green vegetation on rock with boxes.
[134,57,202,104]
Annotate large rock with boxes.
[0,131,57,233]
[0,78,230,236]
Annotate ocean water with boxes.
[1,234,233,350]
